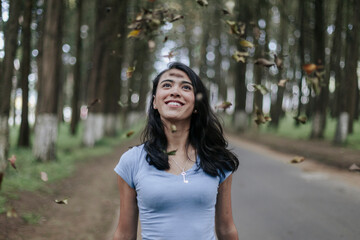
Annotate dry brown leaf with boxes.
[126,66,136,79]
[54,199,68,204]
[126,131,135,138]
[290,156,305,164]
[254,58,275,68]
[8,155,17,170]
[293,116,307,124]
[277,79,289,87]
[215,101,232,110]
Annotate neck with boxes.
[162,118,191,152]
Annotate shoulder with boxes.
[121,144,145,160]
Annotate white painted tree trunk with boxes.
[233,110,248,132]
[33,114,58,162]
[0,115,9,179]
[334,112,349,144]
[104,114,117,136]
[311,112,323,138]
[83,113,105,147]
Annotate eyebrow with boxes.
[160,79,193,85]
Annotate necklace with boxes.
[170,156,192,183]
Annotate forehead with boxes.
[160,69,191,82]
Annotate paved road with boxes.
[230,139,360,240]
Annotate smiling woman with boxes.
[113,62,239,240]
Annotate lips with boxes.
[165,100,184,106]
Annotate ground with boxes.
[1,133,360,240]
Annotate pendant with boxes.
[181,171,189,183]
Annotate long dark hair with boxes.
[141,62,239,178]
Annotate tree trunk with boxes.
[33,0,64,161]
[310,0,327,139]
[70,0,83,135]
[0,0,21,189]
[233,0,251,131]
[18,0,33,147]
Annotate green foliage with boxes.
[22,212,42,224]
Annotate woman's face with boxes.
[153,69,195,123]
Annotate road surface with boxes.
[230,137,360,240]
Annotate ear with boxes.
[153,95,157,109]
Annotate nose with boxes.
[170,85,181,97]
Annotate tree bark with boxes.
[18,0,33,147]
[70,0,83,135]
[33,0,64,161]
[310,0,327,139]
[0,0,21,189]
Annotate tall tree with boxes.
[33,0,64,161]
[18,0,33,147]
[310,0,327,139]
[70,0,83,135]
[0,0,21,188]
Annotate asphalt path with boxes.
[230,138,360,240]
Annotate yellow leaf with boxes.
[239,39,254,48]
[127,29,141,38]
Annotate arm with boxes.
[215,175,239,240]
[113,176,139,240]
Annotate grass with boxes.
[221,112,360,150]
[0,119,145,214]
[257,113,360,150]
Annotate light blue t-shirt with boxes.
[114,144,232,240]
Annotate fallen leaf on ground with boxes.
[290,156,305,164]
[54,199,68,204]
[6,207,18,218]
[349,163,360,172]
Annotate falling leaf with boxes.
[254,58,275,68]
[306,76,321,95]
[163,36,168,42]
[293,116,307,124]
[302,63,317,75]
[171,124,177,133]
[277,79,289,87]
[126,66,136,79]
[232,50,249,63]
[148,40,156,50]
[215,101,232,110]
[222,8,230,15]
[87,99,101,109]
[164,150,177,155]
[290,156,305,164]
[254,106,271,125]
[196,0,208,7]
[349,163,360,172]
[126,131,135,138]
[8,155,17,170]
[252,84,269,95]
[169,14,184,22]
[54,199,68,204]
[239,39,254,48]
[226,20,245,36]
[6,207,18,218]
[127,29,141,38]
[274,54,283,69]
[40,171,48,182]
[163,50,177,61]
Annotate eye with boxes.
[162,83,172,88]
[182,85,192,90]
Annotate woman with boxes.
[113,62,239,240]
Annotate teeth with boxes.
[168,102,181,106]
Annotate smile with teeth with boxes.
[166,101,183,107]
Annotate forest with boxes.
[0,0,359,190]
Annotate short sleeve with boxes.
[114,147,139,189]
[219,169,232,184]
